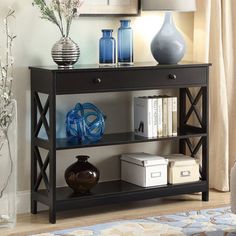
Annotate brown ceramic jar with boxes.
[65,155,100,194]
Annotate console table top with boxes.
[29,61,211,72]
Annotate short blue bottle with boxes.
[118,20,133,65]
[99,29,116,65]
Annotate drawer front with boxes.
[56,67,207,94]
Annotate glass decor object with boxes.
[0,100,17,228]
[65,155,100,194]
[142,0,196,64]
[66,103,105,142]
[99,29,116,65]
[118,20,133,65]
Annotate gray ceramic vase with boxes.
[51,37,80,69]
[151,12,186,65]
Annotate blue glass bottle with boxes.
[118,20,133,65]
[99,29,116,65]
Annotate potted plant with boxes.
[32,0,84,68]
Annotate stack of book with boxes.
[134,96,177,138]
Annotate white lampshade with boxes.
[142,0,196,12]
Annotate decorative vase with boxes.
[99,29,116,65]
[118,20,133,65]
[0,100,17,228]
[51,37,80,69]
[151,12,185,65]
[231,162,236,213]
[65,155,100,194]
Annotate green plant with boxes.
[32,0,84,37]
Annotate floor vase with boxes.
[0,100,17,228]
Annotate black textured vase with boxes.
[65,155,100,194]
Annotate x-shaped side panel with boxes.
[185,137,203,157]
[185,137,204,178]
[34,93,50,139]
[184,88,203,128]
[34,147,50,192]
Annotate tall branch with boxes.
[66,0,72,37]
[56,0,64,37]
[0,10,16,201]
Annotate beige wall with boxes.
[0,0,194,191]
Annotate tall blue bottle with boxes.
[99,29,116,65]
[118,20,133,65]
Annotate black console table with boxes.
[30,62,211,224]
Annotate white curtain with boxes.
[193,0,236,191]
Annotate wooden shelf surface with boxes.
[35,180,208,211]
[30,61,212,72]
[55,131,207,150]
[34,131,207,150]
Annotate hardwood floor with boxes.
[0,190,230,236]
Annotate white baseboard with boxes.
[17,191,47,214]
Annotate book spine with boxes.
[134,97,146,137]
[152,98,158,138]
[167,97,173,136]
[133,97,153,138]
[172,97,178,136]
[162,97,168,137]
[134,97,140,135]
[147,98,153,138]
[157,98,163,136]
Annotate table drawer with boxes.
[56,67,207,94]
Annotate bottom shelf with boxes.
[34,180,208,211]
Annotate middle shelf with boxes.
[34,129,207,151]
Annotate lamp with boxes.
[142,0,196,64]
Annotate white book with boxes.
[162,97,168,137]
[150,96,163,137]
[134,97,153,138]
[152,97,158,138]
[167,97,173,136]
[148,97,153,137]
[172,97,178,136]
[157,97,163,137]
[152,96,163,137]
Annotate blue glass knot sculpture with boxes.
[66,103,105,142]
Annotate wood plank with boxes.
[33,180,208,212]
[56,131,207,150]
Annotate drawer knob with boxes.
[93,78,102,84]
[168,74,177,80]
